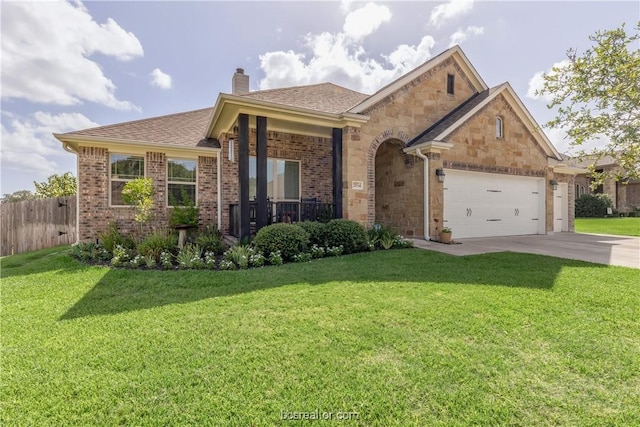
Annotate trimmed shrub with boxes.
[325,219,369,254]
[575,193,613,217]
[298,221,327,246]
[137,230,178,261]
[254,223,309,261]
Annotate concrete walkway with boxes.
[412,233,640,269]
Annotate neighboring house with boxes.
[55,46,583,242]
[570,156,640,213]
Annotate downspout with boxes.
[62,143,80,243]
[413,148,430,241]
[216,152,222,230]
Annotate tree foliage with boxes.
[537,22,640,183]
[34,172,77,198]
[1,190,37,203]
[121,177,154,229]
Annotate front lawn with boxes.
[2,247,639,426]
[575,217,640,236]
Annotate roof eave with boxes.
[404,140,455,154]
[419,84,563,161]
[54,133,221,155]
[205,93,370,140]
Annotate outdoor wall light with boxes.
[549,179,558,190]
[228,138,235,163]
[435,168,446,183]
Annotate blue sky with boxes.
[1,0,638,195]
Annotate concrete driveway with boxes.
[412,233,640,269]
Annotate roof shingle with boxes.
[239,83,369,114]
[62,108,217,148]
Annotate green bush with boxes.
[575,194,614,217]
[298,221,327,246]
[253,223,309,261]
[137,230,178,261]
[168,189,200,227]
[325,219,369,254]
[195,225,225,255]
[99,222,136,254]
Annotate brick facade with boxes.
[219,128,333,235]
[77,147,218,241]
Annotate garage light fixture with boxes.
[549,179,558,190]
[435,168,446,183]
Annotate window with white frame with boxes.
[248,157,300,201]
[167,158,197,205]
[110,154,144,206]
[496,117,504,139]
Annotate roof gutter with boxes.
[54,134,220,155]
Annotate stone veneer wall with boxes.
[219,128,333,235]
[344,57,479,227]
[374,140,424,237]
[77,146,218,241]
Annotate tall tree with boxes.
[34,172,77,198]
[537,22,640,184]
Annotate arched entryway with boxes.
[374,139,424,238]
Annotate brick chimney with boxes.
[232,68,249,95]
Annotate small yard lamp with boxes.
[435,168,446,183]
[549,179,558,191]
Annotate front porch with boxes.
[228,199,336,238]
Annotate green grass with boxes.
[2,247,639,426]
[575,217,640,236]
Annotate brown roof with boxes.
[61,108,218,148]
[239,83,369,114]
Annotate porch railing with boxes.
[229,200,335,237]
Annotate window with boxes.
[167,158,197,205]
[496,117,504,139]
[446,74,455,95]
[249,157,300,201]
[110,154,144,206]
[575,184,587,199]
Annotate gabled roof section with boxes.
[349,45,488,114]
[406,82,563,160]
[239,83,369,114]
[407,89,493,147]
[57,108,219,149]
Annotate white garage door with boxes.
[443,170,545,239]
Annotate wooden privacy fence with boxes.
[1,196,76,256]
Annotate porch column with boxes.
[332,128,343,219]
[238,113,250,241]
[256,116,268,230]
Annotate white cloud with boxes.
[430,0,475,27]
[258,3,435,94]
[342,2,391,39]
[1,1,143,110]
[448,25,484,47]
[0,112,99,177]
[150,68,172,89]
[527,60,571,101]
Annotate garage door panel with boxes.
[443,170,543,239]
